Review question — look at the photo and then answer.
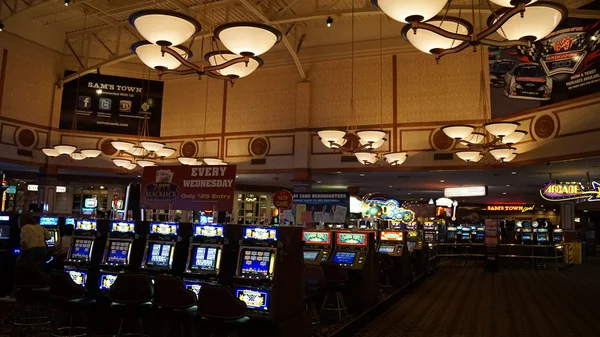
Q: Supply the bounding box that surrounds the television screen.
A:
[99,273,117,291]
[243,227,278,241]
[39,217,58,226]
[336,233,367,246]
[380,231,403,242]
[146,243,174,267]
[150,222,178,236]
[107,241,131,264]
[378,245,395,253]
[240,249,274,277]
[193,224,224,238]
[303,250,319,262]
[71,239,93,261]
[75,220,97,231]
[332,251,356,264]
[110,221,135,233]
[67,270,86,286]
[190,246,219,271]
[303,231,331,244]
[236,288,269,311]
[0,225,9,239]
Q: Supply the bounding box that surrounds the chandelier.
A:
[129,10,280,82]
[443,122,527,163]
[372,0,567,60]
[42,146,101,161]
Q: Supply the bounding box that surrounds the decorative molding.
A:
[17,128,35,148]
[181,141,197,157]
[100,139,117,156]
[265,135,294,156]
[534,115,556,139]
[431,129,453,151]
[249,137,269,156]
[226,137,253,158]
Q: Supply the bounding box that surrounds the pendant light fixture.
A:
[441,125,475,140]
[131,41,193,70]
[484,122,520,138]
[213,22,282,56]
[111,141,136,153]
[205,51,263,78]
[371,0,448,23]
[489,147,516,161]
[502,130,528,144]
[129,10,201,46]
[487,2,567,42]
[401,17,472,54]
[455,151,483,163]
[383,152,408,166]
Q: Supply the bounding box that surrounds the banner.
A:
[490,19,600,117]
[59,71,164,136]
[289,193,349,225]
[140,165,236,211]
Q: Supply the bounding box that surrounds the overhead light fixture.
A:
[359,138,387,150]
[69,152,86,160]
[383,152,408,166]
[354,151,378,165]
[127,146,147,157]
[204,158,225,166]
[401,17,472,54]
[112,158,132,168]
[81,149,102,158]
[111,141,136,152]
[356,130,387,146]
[442,125,474,140]
[54,145,77,155]
[455,151,482,163]
[503,153,517,162]
[214,22,282,56]
[462,132,486,144]
[155,147,176,158]
[137,160,156,167]
[131,41,192,70]
[327,17,333,27]
[484,122,520,138]
[178,157,199,166]
[489,147,516,161]
[318,130,347,149]
[42,148,60,157]
[489,0,537,6]
[371,0,448,23]
[502,130,528,144]
[64,0,70,6]
[487,3,567,42]
[140,141,165,153]
[205,51,263,78]
[129,9,201,46]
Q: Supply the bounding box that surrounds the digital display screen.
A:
[303,251,319,261]
[476,232,484,237]
[424,233,434,242]
[75,220,97,231]
[190,246,219,271]
[408,242,416,249]
[240,249,274,277]
[380,231,403,242]
[522,234,531,240]
[303,231,331,244]
[378,245,395,253]
[150,222,178,236]
[193,224,224,238]
[184,283,202,298]
[71,239,93,261]
[110,221,135,233]
[65,218,75,226]
[46,229,58,247]
[332,251,356,264]
[0,215,10,221]
[107,241,130,264]
[537,236,547,242]
[236,288,269,311]
[146,243,174,267]
[99,273,117,291]
[0,225,9,239]
[336,233,367,246]
[243,227,278,241]
[39,217,58,226]
[67,270,86,286]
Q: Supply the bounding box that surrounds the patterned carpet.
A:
[354,260,600,337]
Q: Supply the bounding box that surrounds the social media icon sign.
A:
[119,100,132,112]
[78,96,91,109]
[99,98,112,111]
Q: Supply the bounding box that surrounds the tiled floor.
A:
[354,260,600,337]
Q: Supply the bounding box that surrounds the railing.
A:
[498,244,564,270]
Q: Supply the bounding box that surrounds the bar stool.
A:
[304,266,325,324]
[153,275,198,337]
[108,273,154,337]
[12,262,52,334]
[319,262,349,323]
[50,271,96,337]
[196,284,249,337]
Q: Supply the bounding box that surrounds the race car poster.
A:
[59,71,163,136]
[490,18,600,117]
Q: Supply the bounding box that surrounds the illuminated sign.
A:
[272,190,293,209]
[56,186,66,193]
[540,181,600,202]
[486,205,535,212]
[27,185,66,193]
[84,198,98,208]
[361,198,416,224]
[444,186,486,198]
[27,185,37,191]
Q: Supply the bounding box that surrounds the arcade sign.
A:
[272,190,293,209]
[444,186,486,198]
[540,181,600,202]
[486,204,535,212]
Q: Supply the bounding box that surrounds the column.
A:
[37,166,58,213]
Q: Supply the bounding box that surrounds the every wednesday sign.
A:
[141,165,236,211]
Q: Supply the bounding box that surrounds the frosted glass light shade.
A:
[81,149,101,158]
[356,130,387,144]
[503,153,517,162]
[360,138,387,150]
[127,147,147,156]
[402,18,471,54]
[125,163,138,170]
[489,147,516,161]
[502,130,528,144]
[204,158,225,166]
[442,125,474,140]
[129,10,201,46]
[463,132,486,144]
[156,147,176,158]
[371,0,447,23]
[132,41,192,70]
[137,160,156,167]
[111,141,135,152]
[141,141,165,152]
[456,151,482,162]
[112,158,132,167]
[484,122,520,137]
[54,145,77,155]
[69,152,86,160]
[42,148,60,157]
[178,157,198,165]
[489,0,537,7]
[472,153,484,163]
[214,22,282,56]
[384,152,408,166]
[318,130,346,147]
[355,151,378,165]
[205,51,263,78]
[487,3,566,42]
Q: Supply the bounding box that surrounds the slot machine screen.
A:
[537,235,547,242]
[523,234,531,240]
[239,248,275,277]
[332,251,356,264]
[336,233,367,246]
[235,288,269,311]
[303,250,319,262]
[146,243,174,267]
[184,283,202,298]
[46,230,58,247]
[190,246,220,271]
[75,220,97,231]
[193,224,224,238]
[243,227,278,241]
[378,245,395,253]
[407,242,417,249]
[0,225,9,239]
[99,273,118,291]
[67,270,87,286]
[65,218,75,226]
[380,231,403,242]
[424,232,434,242]
[107,241,131,264]
[150,222,178,236]
[70,238,93,261]
[303,231,331,244]
[39,217,58,226]
[110,221,135,233]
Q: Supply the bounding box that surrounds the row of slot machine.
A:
[513,220,564,245]
[444,225,486,243]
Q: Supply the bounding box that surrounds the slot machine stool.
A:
[304,266,325,324]
[12,263,52,334]
[196,285,249,337]
[50,271,96,337]
[153,275,198,337]
[319,263,349,323]
[108,273,154,337]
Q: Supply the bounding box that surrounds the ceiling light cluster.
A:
[110,140,176,170]
[443,122,527,163]
[318,130,408,166]
[42,145,101,161]
[372,0,567,60]
[129,10,281,81]
[177,157,226,166]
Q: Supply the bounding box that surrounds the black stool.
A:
[197,285,249,337]
[109,273,154,337]
[12,262,52,334]
[50,271,96,337]
[320,262,348,323]
[304,266,325,324]
[153,275,197,337]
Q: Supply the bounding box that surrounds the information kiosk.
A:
[183,223,225,295]
[553,228,564,243]
[98,221,137,291]
[377,231,404,257]
[141,222,179,273]
[39,216,59,248]
[302,231,332,265]
[64,219,99,287]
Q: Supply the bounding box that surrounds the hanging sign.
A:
[540,181,600,202]
[444,186,486,198]
[273,190,293,209]
[486,204,535,212]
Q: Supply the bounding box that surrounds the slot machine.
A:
[39,216,60,248]
[64,219,99,288]
[98,220,138,291]
[302,230,333,265]
[469,225,478,241]
[423,224,436,244]
[536,228,549,244]
[377,231,404,256]
[446,226,457,242]
[521,221,533,244]
[377,230,410,287]
[475,227,485,242]
[0,213,20,297]
[457,226,471,243]
[515,221,523,242]
[405,229,424,251]
[140,222,179,274]
[553,228,564,244]
[234,226,305,322]
[183,223,225,295]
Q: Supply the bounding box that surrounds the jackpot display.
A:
[244,227,277,241]
[303,231,331,244]
[150,222,178,235]
[194,224,224,238]
[76,220,97,231]
[336,232,366,246]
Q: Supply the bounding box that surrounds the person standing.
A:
[19,214,50,265]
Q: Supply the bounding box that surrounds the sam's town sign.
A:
[486,205,535,212]
[540,181,600,202]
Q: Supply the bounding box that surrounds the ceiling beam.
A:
[58,53,136,87]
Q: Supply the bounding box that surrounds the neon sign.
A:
[361,198,416,224]
[540,181,600,202]
[486,205,535,212]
